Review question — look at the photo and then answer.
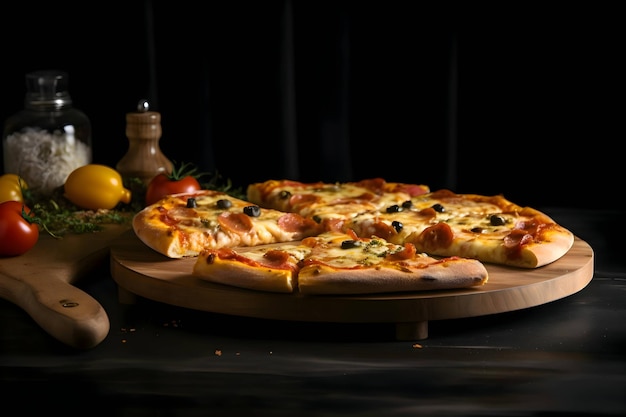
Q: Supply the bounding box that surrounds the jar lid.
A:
[25,70,72,108]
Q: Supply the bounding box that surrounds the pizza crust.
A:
[297,259,488,295]
[193,253,295,293]
[517,228,575,268]
[404,226,575,269]
[132,210,191,258]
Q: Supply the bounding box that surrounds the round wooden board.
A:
[110,230,594,339]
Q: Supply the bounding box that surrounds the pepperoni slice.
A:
[504,229,534,249]
[353,178,386,195]
[277,213,320,235]
[428,189,457,200]
[404,184,430,197]
[290,193,321,211]
[158,212,178,227]
[501,229,533,259]
[358,220,397,241]
[165,206,200,226]
[218,212,254,234]
[417,222,454,251]
[214,248,237,260]
[208,247,293,269]
[514,219,540,235]
[387,183,429,197]
[319,217,345,232]
[417,207,438,219]
[263,249,296,269]
[385,243,417,261]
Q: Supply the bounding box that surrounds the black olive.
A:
[392,220,403,232]
[216,199,232,209]
[490,214,506,226]
[279,190,291,200]
[243,205,261,217]
[432,203,445,213]
[186,198,197,208]
[386,204,402,213]
[341,240,361,249]
[206,253,216,264]
[401,200,413,209]
[471,227,483,233]
[312,215,322,223]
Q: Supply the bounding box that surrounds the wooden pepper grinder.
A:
[116,99,173,185]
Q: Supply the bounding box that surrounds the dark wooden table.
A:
[1,208,624,416]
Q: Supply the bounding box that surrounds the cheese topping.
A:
[228,232,416,271]
[235,243,311,266]
[249,180,422,219]
[135,190,321,257]
[164,194,301,245]
[347,198,522,242]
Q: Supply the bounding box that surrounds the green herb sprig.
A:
[31,198,132,236]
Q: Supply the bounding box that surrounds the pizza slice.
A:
[246,178,430,221]
[192,230,489,295]
[342,189,575,268]
[132,189,322,258]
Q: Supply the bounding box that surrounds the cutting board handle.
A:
[3,275,110,349]
[0,226,131,349]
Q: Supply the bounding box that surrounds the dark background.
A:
[1,1,621,209]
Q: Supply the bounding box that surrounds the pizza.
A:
[246,180,575,269]
[132,177,575,295]
[132,189,322,258]
[192,230,488,294]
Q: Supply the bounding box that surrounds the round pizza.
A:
[132,178,575,295]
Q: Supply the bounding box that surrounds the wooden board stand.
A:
[110,230,594,340]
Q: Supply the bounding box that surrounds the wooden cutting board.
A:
[111,231,594,340]
[0,224,130,349]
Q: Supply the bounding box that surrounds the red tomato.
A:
[145,173,201,206]
[0,201,40,256]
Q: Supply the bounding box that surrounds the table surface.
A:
[1,207,625,416]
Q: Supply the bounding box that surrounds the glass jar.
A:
[2,70,92,197]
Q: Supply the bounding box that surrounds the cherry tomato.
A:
[0,174,28,203]
[145,162,202,206]
[0,201,39,256]
[145,174,201,206]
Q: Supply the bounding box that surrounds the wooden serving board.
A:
[110,230,594,340]
[0,224,130,349]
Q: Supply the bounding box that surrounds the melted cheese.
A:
[136,190,319,257]
[351,193,520,234]
[304,232,408,269]
[255,182,415,220]
[236,243,312,265]
[167,193,301,248]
